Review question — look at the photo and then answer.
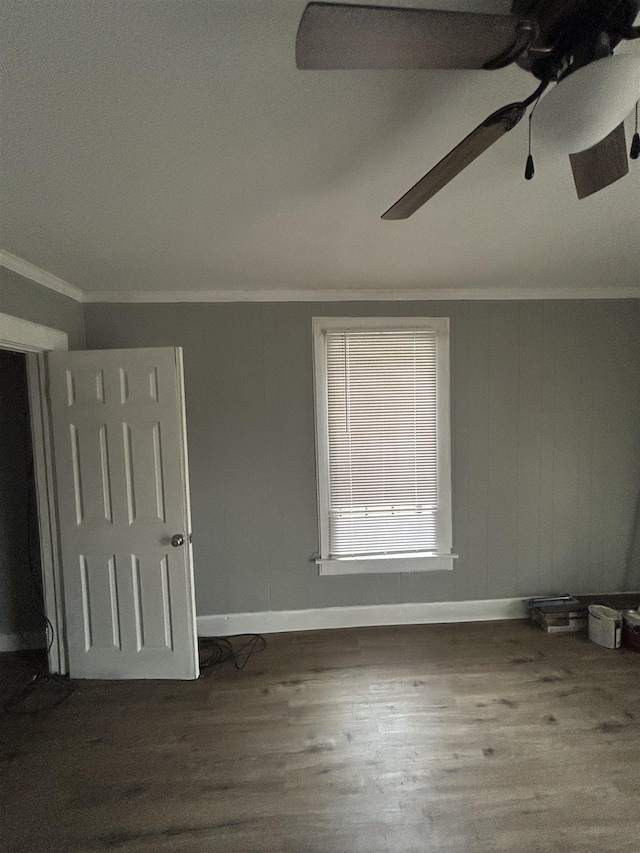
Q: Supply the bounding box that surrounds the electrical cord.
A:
[2,635,76,716]
[198,634,266,676]
[2,600,76,715]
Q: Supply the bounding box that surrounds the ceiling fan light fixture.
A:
[535,55,640,155]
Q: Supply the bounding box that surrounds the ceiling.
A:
[1,0,640,300]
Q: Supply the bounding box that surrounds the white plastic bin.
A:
[588,605,622,649]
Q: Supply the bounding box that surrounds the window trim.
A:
[312,316,455,576]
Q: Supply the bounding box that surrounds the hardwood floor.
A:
[2,620,640,852]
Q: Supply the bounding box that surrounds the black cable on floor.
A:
[2,618,76,715]
[198,634,267,676]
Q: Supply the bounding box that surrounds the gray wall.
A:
[0,350,43,634]
[0,267,85,349]
[83,300,640,617]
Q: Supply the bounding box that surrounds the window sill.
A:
[316,553,457,576]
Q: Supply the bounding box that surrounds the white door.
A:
[47,347,199,680]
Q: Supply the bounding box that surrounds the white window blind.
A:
[323,327,440,559]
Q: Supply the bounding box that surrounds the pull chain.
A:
[525,93,542,181]
[525,111,535,180]
[631,101,640,160]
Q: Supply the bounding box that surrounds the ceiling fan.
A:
[296,0,640,218]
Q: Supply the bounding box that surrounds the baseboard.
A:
[0,630,47,653]
[197,597,528,637]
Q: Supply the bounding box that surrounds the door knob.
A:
[171,534,186,547]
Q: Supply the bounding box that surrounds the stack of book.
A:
[527,595,588,633]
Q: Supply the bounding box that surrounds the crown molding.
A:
[0,250,84,302]
[1,250,638,303]
[82,286,640,303]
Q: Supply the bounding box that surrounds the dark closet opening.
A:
[0,350,44,646]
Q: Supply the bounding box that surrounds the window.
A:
[313,317,454,575]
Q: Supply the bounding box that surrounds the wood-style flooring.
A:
[2,620,640,853]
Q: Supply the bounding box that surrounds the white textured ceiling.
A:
[1,0,639,298]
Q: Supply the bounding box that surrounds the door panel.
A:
[69,423,113,524]
[79,553,121,652]
[131,554,173,651]
[47,348,198,679]
[122,421,167,523]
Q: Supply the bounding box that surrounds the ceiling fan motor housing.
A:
[512,0,640,79]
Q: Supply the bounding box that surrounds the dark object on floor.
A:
[622,610,640,652]
[3,668,76,715]
[198,634,266,675]
[2,625,76,715]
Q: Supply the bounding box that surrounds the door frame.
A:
[0,311,69,673]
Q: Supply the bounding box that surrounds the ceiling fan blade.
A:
[296,2,520,70]
[381,104,523,220]
[569,123,629,200]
